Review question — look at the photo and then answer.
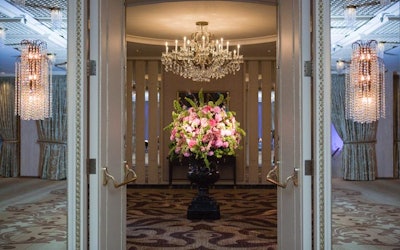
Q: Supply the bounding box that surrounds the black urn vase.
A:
[186,157,221,220]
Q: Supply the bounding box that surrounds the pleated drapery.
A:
[37,75,67,180]
[394,77,400,178]
[331,74,377,180]
[0,78,20,177]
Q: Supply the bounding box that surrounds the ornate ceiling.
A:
[0,0,399,75]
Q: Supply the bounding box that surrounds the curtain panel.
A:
[0,77,20,177]
[394,76,400,178]
[331,74,377,180]
[37,75,67,180]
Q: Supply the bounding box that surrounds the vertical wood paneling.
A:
[247,61,259,183]
[261,61,272,184]
[128,59,274,185]
[242,63,249,183]
[134,61,146,183]
[125,60,133,168]
[147,61,159,183]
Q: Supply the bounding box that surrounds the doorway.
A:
[0,0,68,248]
[330,0,400,248]
[68,0,332,248]
[125,1,278,248]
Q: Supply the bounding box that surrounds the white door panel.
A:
[67,0,331,249]
[275,0,331,249]
[88,0,127,249]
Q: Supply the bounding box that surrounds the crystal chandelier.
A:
[345,40,385,123]
[161,21,243,82]
[15,40,52,120]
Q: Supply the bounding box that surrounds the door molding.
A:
[67,0,88,249]
[313,0,332,249]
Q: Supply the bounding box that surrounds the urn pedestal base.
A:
[186,158,221,220]
[187,187,220,220]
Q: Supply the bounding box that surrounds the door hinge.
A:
[305,160,313,176]
[88,60,96,76]
[87,158,96,174]
[304,60,313,77]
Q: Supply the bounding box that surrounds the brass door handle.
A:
[103,162,137,188]
[266,165,298,188]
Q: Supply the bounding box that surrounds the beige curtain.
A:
[0,77,20,177]
[331,74,377,180]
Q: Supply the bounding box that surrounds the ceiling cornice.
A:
[126,34,277,46]
[126,0,277,7]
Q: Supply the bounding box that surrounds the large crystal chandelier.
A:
[345,40,385,123]
[161,21,243,82]
[15,40,52,120]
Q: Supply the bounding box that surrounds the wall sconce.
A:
[345,40,385,123]
[15,40,52,120]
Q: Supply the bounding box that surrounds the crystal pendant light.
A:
[344,5,357,28]
[0,27,5,44]
[15,40,52,120]
[51,8,62,30]
[345,40,385,123]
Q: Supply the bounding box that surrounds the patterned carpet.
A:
[126,188,278,250]
[1,178,400,249]
[332,186,400,250]
[0,187,67,249]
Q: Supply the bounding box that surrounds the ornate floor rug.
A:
[126,188,277,250]
[0,187,67,249]
[2,178,398,249]
[332,187,400,249]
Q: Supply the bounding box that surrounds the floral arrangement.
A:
[165,89,245,168]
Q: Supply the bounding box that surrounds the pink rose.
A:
[209,119,217,127]
[188,139,197,148]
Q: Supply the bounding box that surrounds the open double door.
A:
[67,0,331,249]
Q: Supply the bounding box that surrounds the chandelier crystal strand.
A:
[15,40,52,120]
[161,21,243,82]
[345,40,385,123]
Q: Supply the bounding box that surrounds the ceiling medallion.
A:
[161,21,243,82]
